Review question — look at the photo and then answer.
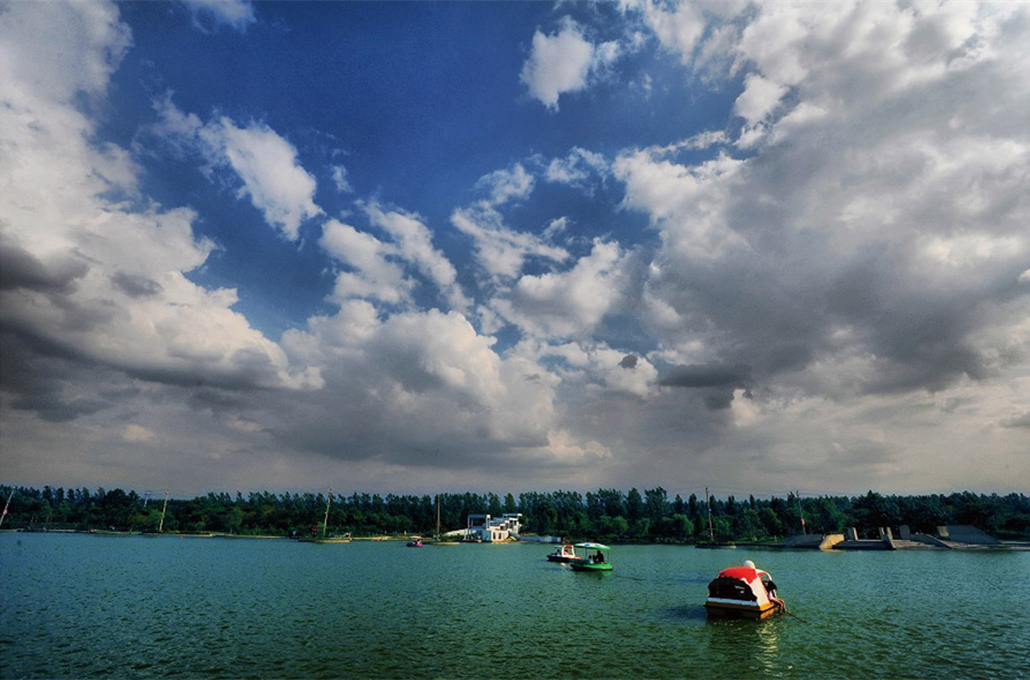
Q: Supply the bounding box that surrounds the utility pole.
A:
[322,488,332,537]
[705,487,715,543]
[158,491,169,533]
[0,488,14,529]
[796,490,806,535]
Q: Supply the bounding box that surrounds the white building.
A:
[465,513,522,542]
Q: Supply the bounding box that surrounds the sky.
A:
[1,0,1028,499]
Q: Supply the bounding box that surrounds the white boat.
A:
[703,560,786,619]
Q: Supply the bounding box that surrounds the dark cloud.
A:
[619,354,638,369]
[659,362,754,410]
[0,235,88,293]
[1001,411,1030,429]
[660,363,752,390]
[0,333,112,422]
[111,272,163,298]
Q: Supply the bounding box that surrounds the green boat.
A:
[569,542,613,572]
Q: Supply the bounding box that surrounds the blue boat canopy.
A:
[575,542,610,550]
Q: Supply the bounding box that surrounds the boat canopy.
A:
[717,566,770,583]
[575,542,610,551]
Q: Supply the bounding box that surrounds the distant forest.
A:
[2,485,1029,542]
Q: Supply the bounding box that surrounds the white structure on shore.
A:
[465,513,522,542]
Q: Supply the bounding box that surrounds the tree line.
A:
[2,485,1028,542]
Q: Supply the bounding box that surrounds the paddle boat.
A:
[569,542,613,572]
[406,536,424,547]
[546,543,585,564]
[704,560,786,619]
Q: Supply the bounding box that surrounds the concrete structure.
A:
[465,513,523,542]
[937,525,1001,545]
[834,527,895,550]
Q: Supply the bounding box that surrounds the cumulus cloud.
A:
[201,117,322,241]
[3,0,1029,496]
[734,73,787,125]
[318,204,467,311]
[520,20,595,110]
[617,0,1030,405]
[150,97,322,240]
[494,240,631,340]
[363,202,468,311]
[0,1,319,394]
[545,147,609,190]
[319,220,410,305]
[451,200,568,283]
[475,163,535,205]
[276,306,586,469]
[643,0,705,62]
[519,18,623,111]
[614,147,747,261]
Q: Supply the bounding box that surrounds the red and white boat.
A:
[546,543,584,564]
[704,560,786,619]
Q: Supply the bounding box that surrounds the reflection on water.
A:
[1,535,1027,679]
[703,617,784,676]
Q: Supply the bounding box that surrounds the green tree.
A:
[626,488,644,521]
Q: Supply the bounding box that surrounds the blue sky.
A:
[1,0,1029,498]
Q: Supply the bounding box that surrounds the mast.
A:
[705,486,715,543]
[322,488,332,537]
[436,494,441,540]
[158,491,169,533]
[796,490,806,535]
[0,488,14,529]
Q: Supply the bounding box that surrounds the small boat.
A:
[546,543,585,563]
[703,560,786,619]
[406,536,424,547]
[568,542,613,572]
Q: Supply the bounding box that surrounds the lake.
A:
[1,533,1027,679]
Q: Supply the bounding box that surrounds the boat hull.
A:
[546,555,584,563]
[704,599,780,619]
[569,561,613,572]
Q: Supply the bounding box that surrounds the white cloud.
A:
[180,0,256,32]
[150,98,323,240]
[331,164,352,193]
[520,20,597,110]
[495,240,630,340]
[0,1,131,104]
[363,202,468,311]
[544,342,659,398]
[644,0,705,63]
[476,163,535,205]
[320,220,410,305]
[545,147,609,188]
[201,117,322,241]
[614,148,747,261]
[451,202,569,282]
[734,73,787,125]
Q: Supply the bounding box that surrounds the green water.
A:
[1,533,1027,679]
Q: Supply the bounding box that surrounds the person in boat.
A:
[745,559,787,612]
